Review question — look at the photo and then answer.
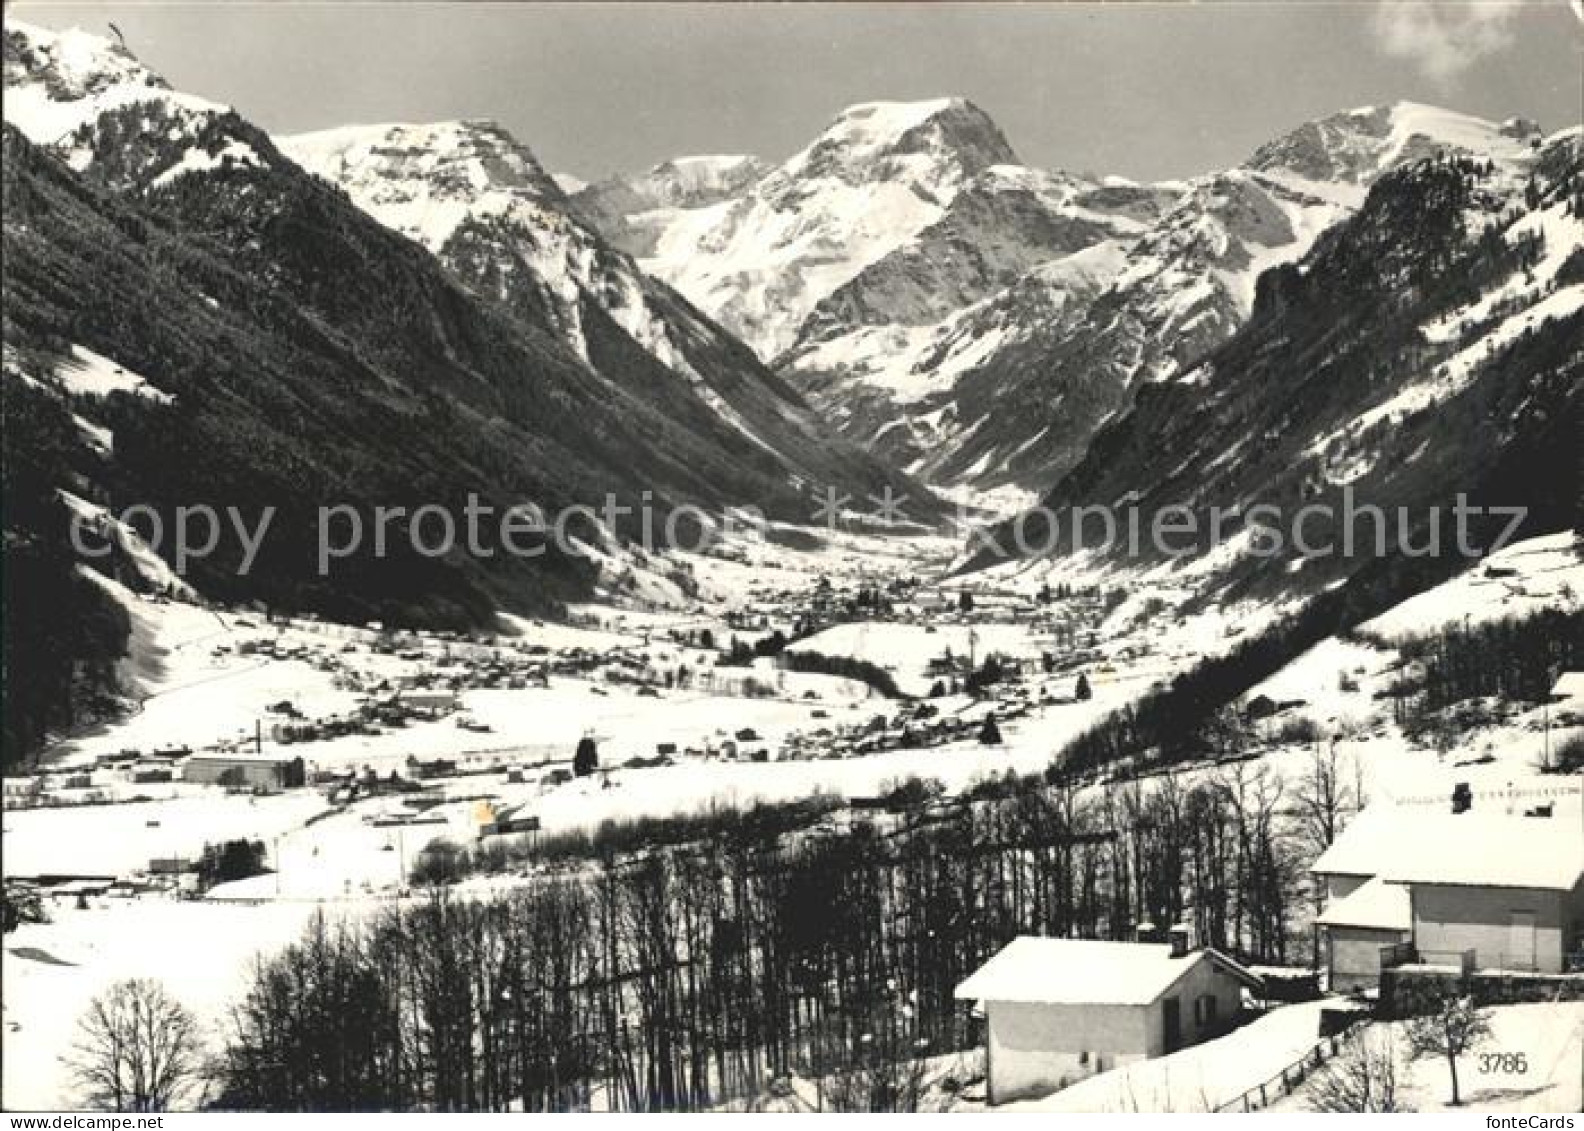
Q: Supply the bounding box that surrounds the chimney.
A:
[1451,782,1471,814]
[1135,920,1160,944]
[1167,923,1191,959]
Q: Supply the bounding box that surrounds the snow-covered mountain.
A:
[596,98,1026,362]
[2,20,274,190]
[587,98,1553,493]
[851,103,1553,492]
[281,120,721,377]
[1,20,932,640]
[970,124,1583,594]
[277,120,928,507]
[568,154,771,257]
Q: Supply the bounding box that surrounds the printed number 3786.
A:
[1478,1052,1528,1074]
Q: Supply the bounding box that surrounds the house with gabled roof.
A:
[954,928,1262,1104]
[1311,801,1584,990]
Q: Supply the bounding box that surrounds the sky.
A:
[9,2,1583,183]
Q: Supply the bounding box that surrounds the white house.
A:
[953,931,1261,1105]
[1551,671,1584,702]
[1312,804,1584,989]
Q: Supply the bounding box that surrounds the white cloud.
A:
[1370,1,1521,86]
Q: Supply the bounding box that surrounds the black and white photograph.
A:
[1,0,1581,1116]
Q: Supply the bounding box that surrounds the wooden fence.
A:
[1212,1020,1366,1113]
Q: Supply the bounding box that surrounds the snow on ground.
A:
[55,647,356,765]
[975,544,1298,667]
[1360,531,1582,638]
[786,620,1043,696]
[1270,1002,1584,1113]
[1003,1001,1330,1112]
[1,898,327,1110]
[1310,281,1584,473]
[3,21,257,183]
[1394,1002,1583,1113]
[53,345,173,403]
[5,511,1578,1112]
[61,501,198,599]
[1232,541,1581,804]
[1245,635,1386,730]
[3,791,329,878]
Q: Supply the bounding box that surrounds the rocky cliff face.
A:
[970,129,1582,598]
[569,154,771,257]
[1,20,933,643]
[279,120,931,512]
[582,97,1553,495]
[599,98,1027,361]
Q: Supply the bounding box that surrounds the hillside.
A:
[972,132,1583,598]
[0,21,928,762]
[278,121,923,509]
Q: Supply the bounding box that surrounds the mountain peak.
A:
[635,153,770,206]
[787,96,1019,185]
[1245,100,1541,184]
[3,20,164,100]
[284,119,556,187]
[280,119,566,246]
[4,19,267,187]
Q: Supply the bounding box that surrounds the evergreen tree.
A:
[574,736,599,777]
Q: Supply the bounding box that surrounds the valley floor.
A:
[3,525,1581,1111]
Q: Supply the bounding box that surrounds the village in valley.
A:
[3,3,1583,1114]
[4,511,1582,1113]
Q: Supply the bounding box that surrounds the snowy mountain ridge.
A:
[1,17,938,660]
[582,96,1554,493]
[3,20,269,186]
[607,97,1026,361]
[276,118,930,498]
[968,131,1582,598]
[281,119,681,369]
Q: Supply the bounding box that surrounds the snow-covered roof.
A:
[1381,815,1583,892]
[1313,807,1584,891]
[1310,806,1415,876]
[953,937,1256,1006]
[1317,876,1411,932]
[1552,672,1584,701]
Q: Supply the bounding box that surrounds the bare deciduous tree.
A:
[70,977,202,1111]
[1293,738,1355,858]
[1307,1025,1407,1113]
[816,986,930,1113]
[1402,985,1493,1107]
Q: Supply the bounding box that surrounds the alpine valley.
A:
[3,10,1584,1118]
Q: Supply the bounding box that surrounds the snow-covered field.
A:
[1270,1002,1584,1114]
[787,620,1046,696]
[1360,530,1582,637]
[2,792,329,879]
[4,523,1579,1112]
[3,899,327,1110]
[1392,1002,1583,1114]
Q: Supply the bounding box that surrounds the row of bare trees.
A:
[186,755,1339,1111]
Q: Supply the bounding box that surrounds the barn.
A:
[182,754,305,790]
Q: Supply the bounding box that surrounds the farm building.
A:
[2,776,44,801]
[954,930,1261,1104]
[1312,802,1584,989]
[397,690,460,718]
[182,754,305,790]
